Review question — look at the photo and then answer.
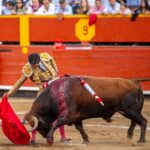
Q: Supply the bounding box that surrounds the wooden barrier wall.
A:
[0,45,150,91]
[0,15,150,45]
[0,16,149,91]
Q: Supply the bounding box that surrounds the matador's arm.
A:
[50,57,58,73]
[7,75,27,96]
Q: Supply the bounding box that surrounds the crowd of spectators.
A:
[0,0,150,16]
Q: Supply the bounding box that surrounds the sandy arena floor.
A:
[0,96,149,150]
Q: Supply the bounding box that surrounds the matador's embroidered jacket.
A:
[8,53,58,96]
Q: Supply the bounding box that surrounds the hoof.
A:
[138,139,146,143]
[30,140,38,144]
[106,118,113,123]
[127,134,132,139]
[81,140,89,145]
[47,136,54,145]
[60,138,71,143]
[47,139,54,145]
[60,138,72,145]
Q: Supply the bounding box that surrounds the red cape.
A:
[0,94,30,145]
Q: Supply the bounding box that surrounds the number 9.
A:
[83,25,88,36]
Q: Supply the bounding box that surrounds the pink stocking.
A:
[59,125,66,139]
[31,130,36,142]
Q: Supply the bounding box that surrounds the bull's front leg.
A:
[46,117,65,144]
[74,121,89,144]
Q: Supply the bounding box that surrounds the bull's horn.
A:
[21,115,27,124]
[28,116,39,132]
[21,118,26,124]
[21,112,30,124]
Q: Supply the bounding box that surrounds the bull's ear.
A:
[28,116,39,132]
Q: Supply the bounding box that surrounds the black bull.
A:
[24,76,148,144]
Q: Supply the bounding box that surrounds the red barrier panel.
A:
[0,17,19,41]
[0,16,150,43]
[29,16,150,42]
[0,45,149,91]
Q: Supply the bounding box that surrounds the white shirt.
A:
[55,4,73,15]
[104,2,120,15]
[101,0,109,7]
[87,0,95,7]
[52,0,70,5]
[35,3,55,15]
[0,0,3,15]
[120,7,131,15]
[26,5,42,14]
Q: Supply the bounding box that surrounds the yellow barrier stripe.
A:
[19,15,29,46]
[0,14,149,19]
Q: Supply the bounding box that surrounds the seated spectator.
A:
[126,0,141,8]
[101,0,109,7]
[2,1,15,15]
[126,0,142,13]
[148,0,150,6]
[13,0,26,14]
[119,3,131,15]
[35,0,55,15]
[134,0,150,14]
[116,0,125,3]
[68,0,81,5]
[140,0,150,14]
[144,0,150,10]
[52,0,72,7]
[0,0,3,15]
[25,0,42,14]
[87,0,95,7]
[130,0,150,21]
[104,0,121,15]
[77,0,89,14]
[69,0,80,14]
[89,0,104,15]
[55,0,73,15]
[52,0,59,5]
[52,0,70,5]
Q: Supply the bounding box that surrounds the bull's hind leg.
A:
[74,121,89,144]
[124,112,147,143]
[127,120,137,139]
[121,91,147,143]
[136,114,147,143]
[120,112,137,139]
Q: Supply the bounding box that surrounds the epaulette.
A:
[22,63,33,77]
[40,53,52,62]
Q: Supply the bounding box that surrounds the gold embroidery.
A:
[7,75,27,96]
[22,63,33,77]
[40,53,51,62]
[8,53,58,96]
[32,67,52,85]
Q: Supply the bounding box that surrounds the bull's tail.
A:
[136,89,145,111]
[131,78,150,82]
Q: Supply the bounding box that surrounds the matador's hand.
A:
[42,82,49,89]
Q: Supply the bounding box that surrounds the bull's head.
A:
[23,113,52,138]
